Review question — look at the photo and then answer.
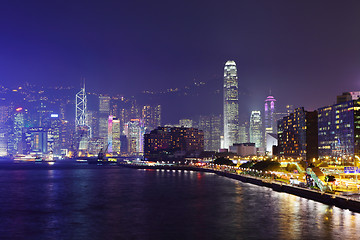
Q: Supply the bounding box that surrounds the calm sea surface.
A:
[0,161,360,240]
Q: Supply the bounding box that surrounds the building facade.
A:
[318,99,360,159]
[264,95,276,150]
[144,127,204,160]
[239,121,249,144]
[99,95,110,146]
[124,119,145,156]
[223,60,239,149]
[249,111,262,148]
[229,143,256,157]
[277,107,318,160]
[198,115,222,151]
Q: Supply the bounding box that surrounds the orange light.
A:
[16,107,23,112]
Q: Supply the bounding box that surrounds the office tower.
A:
[86,110,97,138]
[108,116,113,153]
[264,95,276,153]
[23,127,48,154]
[278,107,318,161]
[36,101,52,127]
[112,118,121,153]
[264,95,277,135]
[223,60,239,149]
[0,105,9,156]
[239,121,249,143]
[179,119,193,128]
[0,128,7,156]
[124,119,145,156]
[7,108,25,154]
[153,105,161,128]
[111,102,119,117]
[130,99,140,119]
[75,85,91,150]
[47,113,62,154]
[0,105,10,124]
[199,115,222,151]
[99,95,111,146]
[249,111,262,148]
[142,105,151,130]
[119,108,129,134]
[144,127,204,160]
[318,99,360,161]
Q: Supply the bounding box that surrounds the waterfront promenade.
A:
[119,162,360,214]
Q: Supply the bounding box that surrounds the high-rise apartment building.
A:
[249,111,262,148]
[223,60,239,149]
[142,104,162,133]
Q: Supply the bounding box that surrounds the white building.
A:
[223,60,239,149]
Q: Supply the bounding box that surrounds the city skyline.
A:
[1,1,360,114]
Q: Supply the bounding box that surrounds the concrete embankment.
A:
[119,164,360,213]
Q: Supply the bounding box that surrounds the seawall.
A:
[119,164,360,213]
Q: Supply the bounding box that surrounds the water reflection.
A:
[0,165,360,239]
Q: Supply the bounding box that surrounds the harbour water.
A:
[0,161,360,239]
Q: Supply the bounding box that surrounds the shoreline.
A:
[119,163,360,214]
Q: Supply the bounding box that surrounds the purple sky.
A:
[1,0,360,112]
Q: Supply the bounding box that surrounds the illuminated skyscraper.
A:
[112,118,121,153]
[264,95,276,134]
[75,84,91,150]
[8,108,25,154]
[124,119,145,156]
[142,104,161,133]
[108,115,113,153]
[239,121,249,143]
[264,95,276,152]
[0,129,7,156]
[250,111,262,148]
[199,115,222,151]
[223,60,239,149]
[99,95,110,146]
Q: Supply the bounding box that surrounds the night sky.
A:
[2,0,360,115]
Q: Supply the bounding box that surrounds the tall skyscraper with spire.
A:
[264,94,276,135]
[264,94,276,153]
[223,60,239,149]
[75,82,91,150]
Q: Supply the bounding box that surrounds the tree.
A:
[214,157,235,166]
